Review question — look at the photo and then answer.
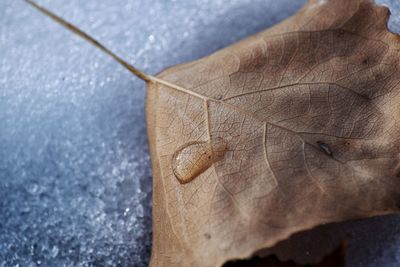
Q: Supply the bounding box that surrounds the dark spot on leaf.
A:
[317,141,332,156]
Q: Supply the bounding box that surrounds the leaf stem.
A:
[25,0,152,82]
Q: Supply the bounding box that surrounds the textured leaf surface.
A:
[146,0,400,266]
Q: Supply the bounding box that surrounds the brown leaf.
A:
[24,0,400,266]
[146,0,400,266]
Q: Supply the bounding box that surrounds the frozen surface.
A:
[0,0,399,266]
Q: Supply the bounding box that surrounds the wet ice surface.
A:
[0,0,399,266]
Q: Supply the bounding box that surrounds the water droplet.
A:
[172,141,214,184]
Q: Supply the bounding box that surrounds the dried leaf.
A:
[146,0,400,266]
[24,0,400,266]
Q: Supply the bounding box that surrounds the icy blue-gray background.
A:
[0,0,399,266]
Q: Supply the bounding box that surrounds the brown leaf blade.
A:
[147,0,400,266]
